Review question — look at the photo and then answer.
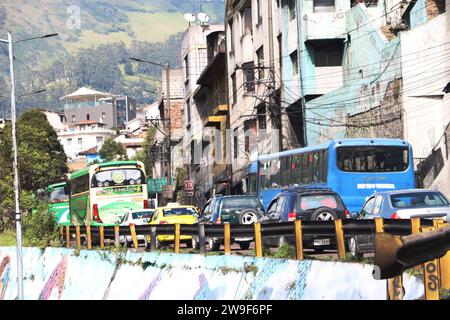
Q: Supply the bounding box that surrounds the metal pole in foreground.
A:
[8,31,24,300]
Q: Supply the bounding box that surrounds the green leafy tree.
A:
[99,137,128,162]
[0,109,68,231]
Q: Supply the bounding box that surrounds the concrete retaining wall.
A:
[0,247,424,300]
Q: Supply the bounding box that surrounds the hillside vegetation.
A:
[0,0,224,113]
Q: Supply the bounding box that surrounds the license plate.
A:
[314,239,330,246]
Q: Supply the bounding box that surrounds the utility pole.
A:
[164,63,172,200]
[0,32,57,300]
[8,31,23,301]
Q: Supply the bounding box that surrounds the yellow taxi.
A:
[149,203,198,248]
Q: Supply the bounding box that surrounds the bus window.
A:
[322,149,328,183]
[71,175,89,195]
[50,188,69,203]
[337,146,409,172]
[91,169,146,187]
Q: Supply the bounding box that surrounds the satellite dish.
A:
[184,13,196,23]
[197,12,210,23]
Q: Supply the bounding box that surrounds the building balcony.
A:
[303,12,347,42]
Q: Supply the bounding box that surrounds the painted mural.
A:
[0,247,425,300]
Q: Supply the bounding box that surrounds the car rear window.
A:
[296,194,339,211]
[221,197,263,210]
[163,207,197,216]
[390,192,449,208]
[132,211,153,220]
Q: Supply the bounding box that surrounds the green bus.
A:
[47,182,70,226]
[69,161,149,226]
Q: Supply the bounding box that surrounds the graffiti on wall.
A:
[39,255,68,300]
[0,256,11,300]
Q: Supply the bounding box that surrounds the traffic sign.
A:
[184,179,194,192]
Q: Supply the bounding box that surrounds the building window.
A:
[231,72,237,105]
[96,136,103,144]
[72,115,75,122]
[228,19,235,54]
[233,128,238,159]
[86,114,90,121]
[256,46,264,80]
[256,0,263,23]
[78,138,82,145]
[186,98,191,124]
[290,50,299,75]
[286,0,296,20]
[244,119,257,154]
[243,62,255,93]
[67,138,72,145]
[241,4,253,36]
[184,55,189,80]
[313,0,336,12]
[314,42,343,66]
[257,103,267,130]
[102,113,106,119]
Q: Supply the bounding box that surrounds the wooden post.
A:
[224,223,231,255]
[114,225,120,247]
[99,226,104,249]
[294,220,303,260]
[254,223,262,257]
[75,225,81,249]
[374,217,384,233]
[174,223,180,254]
[435,220,450,290]
[130,225,138,249]
[65,226,70,248]
[198,223,206,255]
[334,219,345,259]
[86,225,92,250]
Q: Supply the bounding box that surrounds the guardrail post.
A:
[334,219,345,259]
[130,225,138,250]
[199,223,206,255]
[294,220,303,260]
[435,220,450,290]
[174,223,180,254]
[86,225,92,250]
[254,222,262,257]
[421,226,440,300]
[100,226,104,249]
[150,226,157,251]
[75,225,81,249]
[378,217,404,300]
[224,222,231,255]
[65,226,70,248]
[114,225,120,247]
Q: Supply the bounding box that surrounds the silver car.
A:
[348,189,450,258]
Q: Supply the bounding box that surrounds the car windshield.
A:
[221,197,263,210]
[163,207,197,216]
[91,169,145,187]
[132,211,153,220]
[296,194,338,211]
[49,187,69,203]
[390,192,449,208]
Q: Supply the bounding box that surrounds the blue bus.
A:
[250,138,415,213]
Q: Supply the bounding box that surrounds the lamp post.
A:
[0,31,57,300]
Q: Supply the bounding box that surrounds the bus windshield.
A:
[91,169,145,188]
[337,146,408,172]
[49,188,69,203]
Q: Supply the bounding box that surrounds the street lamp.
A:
[0,31,57,300]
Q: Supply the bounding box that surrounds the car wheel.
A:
[349,237,363,259]
[311,207,338,221]
[238,241,250,250]
[208,237,221,251]
[239,209,259,225]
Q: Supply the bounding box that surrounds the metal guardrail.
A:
[62,218,448,300]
